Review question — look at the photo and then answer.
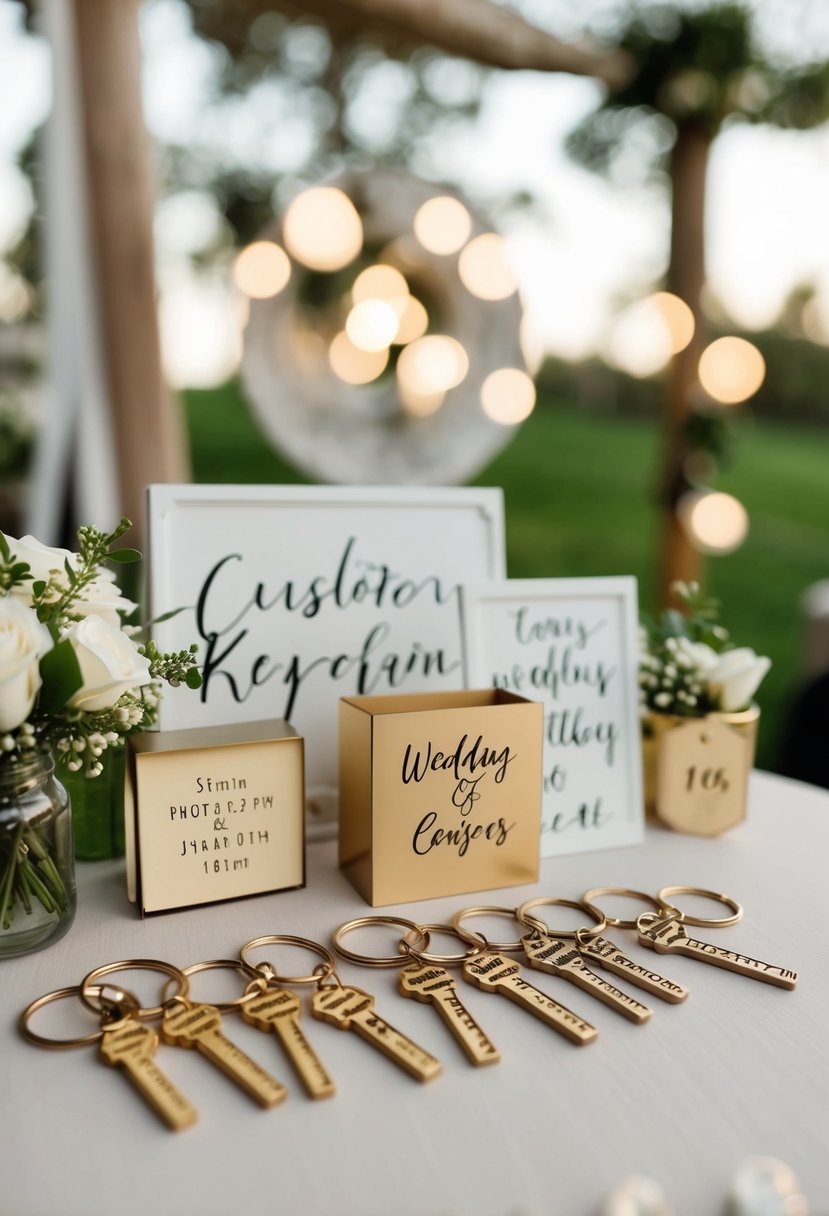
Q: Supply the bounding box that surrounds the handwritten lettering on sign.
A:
[148,486,505,828]
[461,578,643,857]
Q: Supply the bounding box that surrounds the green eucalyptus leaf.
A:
[38,639,84,713]
[0,532,9,561]
[185,668,203,690]
[107,548,141,564]
[32,580,46,597]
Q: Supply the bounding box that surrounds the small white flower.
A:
[708,647,771,712]
[654,692,672,708]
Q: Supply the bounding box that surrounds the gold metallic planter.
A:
[642,706,759,836]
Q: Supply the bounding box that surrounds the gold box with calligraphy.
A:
[125,720,305,916]
[339,689,543,906]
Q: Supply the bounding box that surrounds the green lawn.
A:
[184,381,829,772]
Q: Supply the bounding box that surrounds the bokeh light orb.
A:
[396,335,469,396]
[480,368,536,425]
[413,196,473,256]
[329,331,389,385]
[345,299,399,352]
[458,234,518,301]
[233,241,291,299]
[679,490,749,555]
[393,296,429,344]
[651,291,695,354]
[698,336,766,404]
[283,187,363,272]
[352,265,410,317]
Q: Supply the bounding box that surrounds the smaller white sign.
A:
[461,577,643,857]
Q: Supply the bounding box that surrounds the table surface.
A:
[1,769,827,1216]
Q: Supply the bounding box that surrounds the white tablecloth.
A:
[1,769,827,1216]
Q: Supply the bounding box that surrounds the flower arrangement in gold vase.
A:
[639,581,771,835]
[0,519,201,955]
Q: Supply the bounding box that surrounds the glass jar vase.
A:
[0,750,77,958]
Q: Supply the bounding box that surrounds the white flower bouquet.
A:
[639,581,770,718]
[0,518,200,929]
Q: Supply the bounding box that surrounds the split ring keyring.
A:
[656,886,743,928]
[160,959,263,1013]
[399,923,489,967]
[80,959,189,1019]
[581,887,667,931]
[332,916,431,967]
[516,897,608,941]
[452,905,527,953]
[240,934,337,984]
[19,984,142,1049]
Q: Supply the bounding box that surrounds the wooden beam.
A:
[72,0,189,545]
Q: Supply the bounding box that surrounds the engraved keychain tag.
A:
[398,962,500,1066]
[462,952,597,1044]
[637,916,798,989]
[656,717,749,836]
[161,999,288,1108]
[311,980,442,1081]
[520,933,652,1023]
[576,933,689,1004]
[100,1015,198,1131]
[242,985,336,1099]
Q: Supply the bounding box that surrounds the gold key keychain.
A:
[452,905,598,1045]
[285,924,441,1084]
[21,978,198,1132]
[236,938,338,1100]
[637,885,798,990]
[579,887,690,1004]
[333,915,501,1067]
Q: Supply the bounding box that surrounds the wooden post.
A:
[72,0,189,544]
[659,121,711,605]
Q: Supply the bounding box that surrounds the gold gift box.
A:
[339,689,543,906]
[125,720,305,915]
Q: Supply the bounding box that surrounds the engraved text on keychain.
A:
[637,915,798,989]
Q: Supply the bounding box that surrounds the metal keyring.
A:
[516,897,607,941]
[657,885,743,928]
[239,934,337,984]
[399,922,489,967]
[452,905,526,953]
[80,959,189,1020]
[161,959,262,1013]
[19,984,141,1049]
[332,916,431,967]
[582,886,667,931]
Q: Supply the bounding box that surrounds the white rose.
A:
[708,647,771,712]
[73,571,137,625]
[0,597,54,731]
[5,534,75,594]
[66,614,152,712]
[6,534,136,622]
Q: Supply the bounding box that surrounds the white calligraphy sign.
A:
[461,577,643,856]
[148,485,505,833]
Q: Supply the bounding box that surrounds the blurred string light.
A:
[396,335,469,397]
[607,291,696,377]
[698,336,766,404]
[282,186,363,272]
[233,240,291,299]
[239,181,534,437]
[393,296,429,344]
[345,299,400,351]
[678,489,749,555]
[329,331,389,385]
[413,196,472,255]
[480,368,537,425]
[352,264,409,316]
[458,233,519,301]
